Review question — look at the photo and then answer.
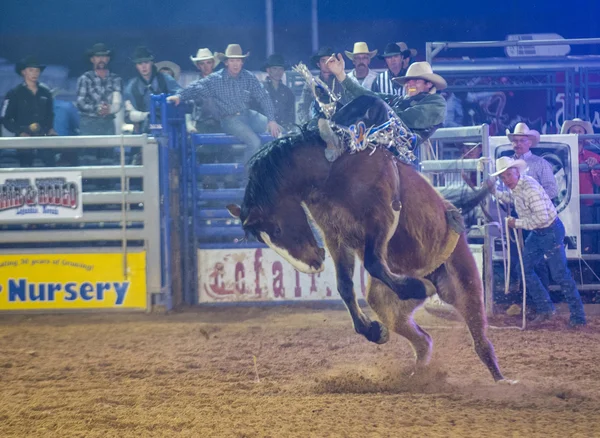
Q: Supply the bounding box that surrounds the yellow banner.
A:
[0,252,147,310]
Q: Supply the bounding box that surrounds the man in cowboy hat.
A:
[345,42,379,91]
[167,44,281,164]
[561,118,600,253]
[374,42,417,95]
[186,48,221,133]
[490,156,586,327]
[155,61,181,82]
[297,46,351,124]
[262,54,295,132]
[320,56,447,161]
[76,43,123,136]
[190,48,220,79]
[123,46,181,133]
[506,122,558,201]
[2,56,57,166]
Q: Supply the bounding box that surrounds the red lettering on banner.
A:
[327,287,333,297]
[254,249,262,296]
[360,266,366,296]
[235,262,245,294]
[272,262,284,297]
[310,273,318,294]
[295,271,302,297]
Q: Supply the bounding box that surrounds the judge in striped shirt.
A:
[374,42,416,96]
[491,156,586,327]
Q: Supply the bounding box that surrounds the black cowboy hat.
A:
[310,46,335,68]
[130,46,154,63]
[86,42,112,57]
[15,56,46,75]
[378,42,414,60]
[262,54,286,71]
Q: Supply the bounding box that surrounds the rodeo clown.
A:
[317,54,447,162]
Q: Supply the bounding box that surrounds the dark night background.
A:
[1,0,599,76]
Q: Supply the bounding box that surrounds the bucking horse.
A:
[227,127,514,384]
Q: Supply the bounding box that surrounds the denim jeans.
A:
[220,110,268,165]
[522,218,586,325]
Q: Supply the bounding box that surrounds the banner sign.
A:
[490,134,581,258]
[0,171,83,220]
[0,252,147,311]
[198,246,483,303]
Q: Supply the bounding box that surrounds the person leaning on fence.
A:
[1,56,57,166]
[187,48,221,134]
[490,156,587,328]
[123,46,182,134]
[167,44,282,164]
[76,43,122,136]
[262,54,296,133]
[561,118,600,254]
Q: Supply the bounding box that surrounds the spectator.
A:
[491,156,586,327]
[188,48,221,133]
[374,42,417,95]
[345,42,379,91]
[561,118,600,253]
[155,61,181,82]
[262,54,295,133]
[297,46,351,124]
[76,43,122,135]
[167,44,281,164]
[124,46,181,133]
[2,56,57,166]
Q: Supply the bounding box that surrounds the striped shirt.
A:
[514,150,558,199]
[374,69,404,96]
[497,175,557,230]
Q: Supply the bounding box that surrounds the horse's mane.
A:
[241,127,324,218]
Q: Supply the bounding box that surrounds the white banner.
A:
[198,245,483,303]
[0,171,83,220]
[490,134,581,258]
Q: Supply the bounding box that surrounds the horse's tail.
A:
[439,184,491,215]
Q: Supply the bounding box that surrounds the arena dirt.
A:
[1,306,599,437]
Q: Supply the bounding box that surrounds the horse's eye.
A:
[273,226,282,238]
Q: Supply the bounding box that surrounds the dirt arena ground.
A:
[1,306,599,438]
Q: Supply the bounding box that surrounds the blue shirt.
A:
[178,69,275,121]
[53,100,80,136]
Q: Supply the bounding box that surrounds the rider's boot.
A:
[318,118,345,162]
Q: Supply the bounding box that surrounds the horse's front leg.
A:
[329,243,389,344]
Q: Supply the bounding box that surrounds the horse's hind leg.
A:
[329,243,389,344]
[430,237,505,382]
[367,277,433,369]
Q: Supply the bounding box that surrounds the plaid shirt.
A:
[76,71,122,117]
[178,69,275,121]
[497,175,557,230]
[513,151,558,199]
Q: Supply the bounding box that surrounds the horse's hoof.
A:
[365,321,389,344]
[497,378,519,385]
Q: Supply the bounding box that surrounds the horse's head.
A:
[227,198,326,274]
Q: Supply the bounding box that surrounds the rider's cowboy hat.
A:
[216,44,250,61]
[15,56,46,75]
[393,61,447,91]
[190,48,221,67]
[378,42,417,59]
[86,43,112,57]
[344,42,378,61]
[155,60,181,81]
[310,46,335,68]
[506,122,540,145]
[130,46,154,63]
[560,118,594,135]
[490,156,528,177]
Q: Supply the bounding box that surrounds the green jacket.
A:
[341,76,447,140]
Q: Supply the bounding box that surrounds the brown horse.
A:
[227,129,512,383]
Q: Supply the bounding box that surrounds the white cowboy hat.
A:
[216,44,250,61]
[190,48,221,67]
[560,118,594,135]
[490,156,527,177]
[506,122,540,145]
[393,61,447,91]
[155,60,181,81]
[344,42,378,60]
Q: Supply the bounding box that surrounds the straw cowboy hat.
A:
[378,42,417,59]
[344,42,378,60]
[393,61,447,91]
[15,56,46,75]
[190,48,220,67]
[560,118,594,135]
[155,60,181,81]
[506,122,540,145]
[216,44,250,61]
[490,156,527,177]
